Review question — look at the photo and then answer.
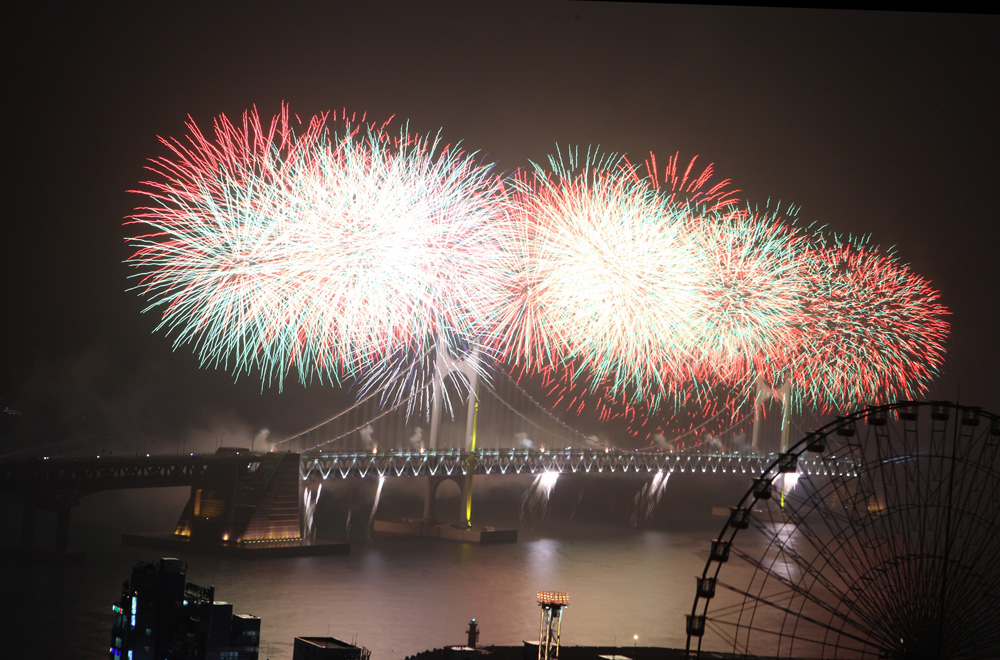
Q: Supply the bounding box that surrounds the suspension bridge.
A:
[0,367,851,554]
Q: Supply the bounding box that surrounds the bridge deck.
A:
[0,449,858,496]
[0,452,264,496]
[299,449,858,480]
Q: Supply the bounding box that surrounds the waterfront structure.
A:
[443,619,485,660]
[171,450,301,546]
[110,558,260,660]
[292,637,370,660]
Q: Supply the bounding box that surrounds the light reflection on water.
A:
[1,522,738,660]
[1,474,758,660]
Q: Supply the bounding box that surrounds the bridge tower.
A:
[536,591,569,660]
[423,344,481,526]
[427,344,480,452]
[751,377,793,455]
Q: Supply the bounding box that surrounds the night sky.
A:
[3,3,997,455]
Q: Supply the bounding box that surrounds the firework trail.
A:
[508,357,734,439]
[644,150,741,212]
[303,482,322,539]
[520,471,560,522]
[367,476,386,542]
[631,471,671,525]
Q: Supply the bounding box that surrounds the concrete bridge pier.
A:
[20,502,36,552]
[423,475,440,522]
[8,494,78,558]
[422,474,467,524]
[374,472,513,542]
[54,500,71,553]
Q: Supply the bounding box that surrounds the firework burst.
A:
[126,105,338,384]
[495,147,714,400]
[273,120,514,382]
[786,233,950,411]
[690,203,810,383]
[127,105,514,391]
[127,111,950,428]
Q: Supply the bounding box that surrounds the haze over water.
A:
[1,473,754,660]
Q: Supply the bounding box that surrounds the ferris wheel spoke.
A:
[702,616,877,659]
[714,579,881,652]
[688,402,1000,659]
[727,543,879,640]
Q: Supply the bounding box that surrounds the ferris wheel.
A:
[685,400,1000,659]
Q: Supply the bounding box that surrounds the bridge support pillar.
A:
[20,502,36,551]
[423,475,455,522]
[55,501,70,554]
[423,476,437,522]
[460,473,473,528]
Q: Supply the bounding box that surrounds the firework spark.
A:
[127,105,514,393]
[127,112,950,428]
[691,203,810,383]
[495,150,805,416]
[787,233,950,411]
[494,147,714,400]
[127,105,354,384]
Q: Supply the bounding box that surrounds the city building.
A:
[110,558,260,660]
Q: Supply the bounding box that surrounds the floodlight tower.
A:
[537,591,569,660]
